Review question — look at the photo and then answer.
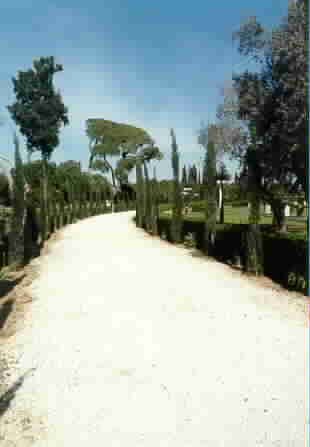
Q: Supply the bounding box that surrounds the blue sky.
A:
[0,0,289,181]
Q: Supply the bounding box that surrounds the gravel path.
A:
[0,211,308,446]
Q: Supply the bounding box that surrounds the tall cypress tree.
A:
[143,159,152,231]
[187,166,192,185]
[202,152,208,186]
[192,164,198,184]
[198,123,217,255]
[152,166,159,235]
[135,157,145,228]
[182,165,187,185]
[205,135,217,255]
[170,129,183,243]
[9,133,26,266]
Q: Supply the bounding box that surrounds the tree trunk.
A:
[102,153,116,211]
[245,223,264,275]
[271,199,287,232]
[218,181,225,224]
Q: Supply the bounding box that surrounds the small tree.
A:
[170,129,183,243]
[7,56,69,242]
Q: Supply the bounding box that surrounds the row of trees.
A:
[2,56,138,268]
[2,55,165,268]
[4,135,114,266]
[181,164,200,185]
[181,161,231,187]
[136,123,227,258]
[0,159,112,208]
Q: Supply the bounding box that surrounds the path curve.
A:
[0,211,308,446]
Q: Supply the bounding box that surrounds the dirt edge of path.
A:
[0,227,67,446]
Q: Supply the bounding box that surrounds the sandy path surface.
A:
[0,211,308,446]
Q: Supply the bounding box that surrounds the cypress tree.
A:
[182,165,187,185]
[135,158,144,227]
[170,129,183,243]
[205,140,217,255]
[8,133,26,267]
[192,164,197,184]
[188,166,193,185]
[143,159,152,232]
[204,125,218,256]
[202,153,208,186]
[152,166,159,235]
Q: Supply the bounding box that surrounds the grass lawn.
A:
[159,203,307,239]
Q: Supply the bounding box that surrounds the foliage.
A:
[234,1,307,194]
[86,119,152,152]
[215,82,253,164]
[7,56,69,161]
[87,118,153,188]
[231,0,307,226]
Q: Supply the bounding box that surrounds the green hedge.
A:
[191,202,205,213]
[231,200,248,207]
[156,217,307,294]
[262,232,307,292]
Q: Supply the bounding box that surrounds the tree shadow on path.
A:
[0,275,26,332]
[0,368,36,419]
